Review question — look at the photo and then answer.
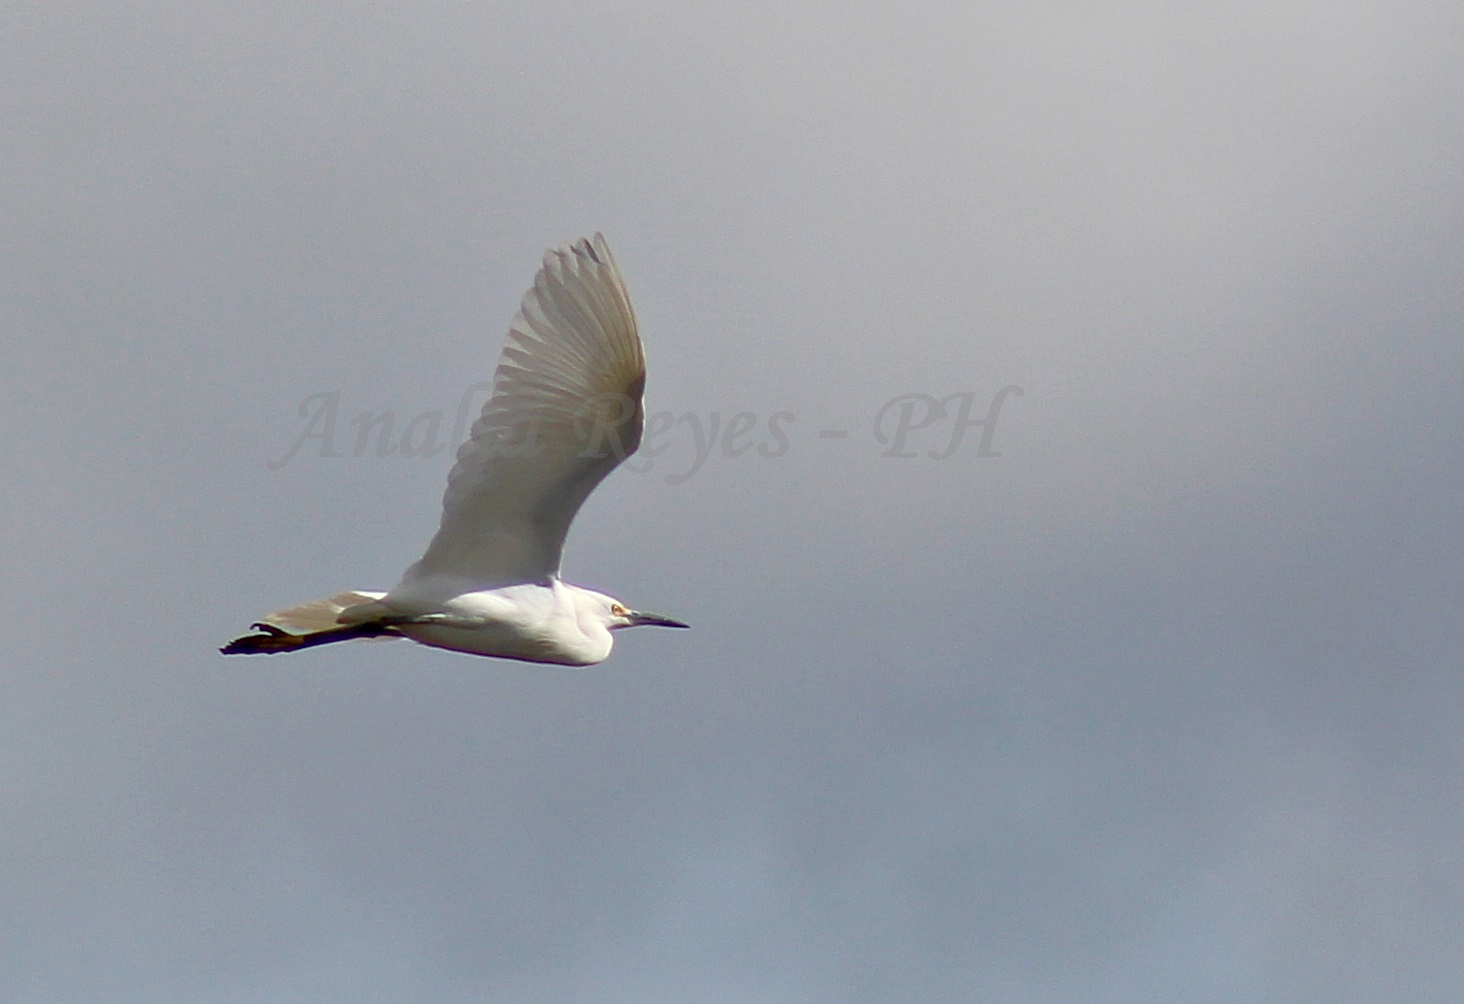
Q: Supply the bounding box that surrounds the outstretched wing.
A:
[399,234,645,589]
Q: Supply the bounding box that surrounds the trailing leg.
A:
[220,620,401,656]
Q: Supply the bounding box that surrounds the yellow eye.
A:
[611,603,627,616]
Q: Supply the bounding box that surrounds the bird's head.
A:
[581,590,689,631]
[606,598,690,631]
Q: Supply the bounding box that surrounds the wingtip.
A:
[549,233,614,268]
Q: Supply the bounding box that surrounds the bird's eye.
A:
[611,603,627,616]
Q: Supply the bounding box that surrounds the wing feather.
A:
[397,234,646,590]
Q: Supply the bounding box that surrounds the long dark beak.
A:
[629,610,690,629]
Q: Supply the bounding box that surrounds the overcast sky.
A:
[4,2,1463,1001]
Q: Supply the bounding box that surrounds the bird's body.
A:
[394,583,608,665]
[223,234,687,664]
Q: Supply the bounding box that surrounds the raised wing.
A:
[399,234,645,589]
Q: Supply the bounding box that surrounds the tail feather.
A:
[260,590,388,633]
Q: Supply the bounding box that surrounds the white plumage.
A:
[223,234,687,665]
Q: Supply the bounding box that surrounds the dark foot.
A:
[220,623,303,655]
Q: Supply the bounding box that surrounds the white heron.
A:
[222,234,688,665]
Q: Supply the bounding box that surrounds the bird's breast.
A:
[396,620,605,665]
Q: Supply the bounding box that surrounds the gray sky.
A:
[4,2,1463,1001]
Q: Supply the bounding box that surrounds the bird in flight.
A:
[222,234,688,665]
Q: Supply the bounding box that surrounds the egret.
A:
[222,234,688,665]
